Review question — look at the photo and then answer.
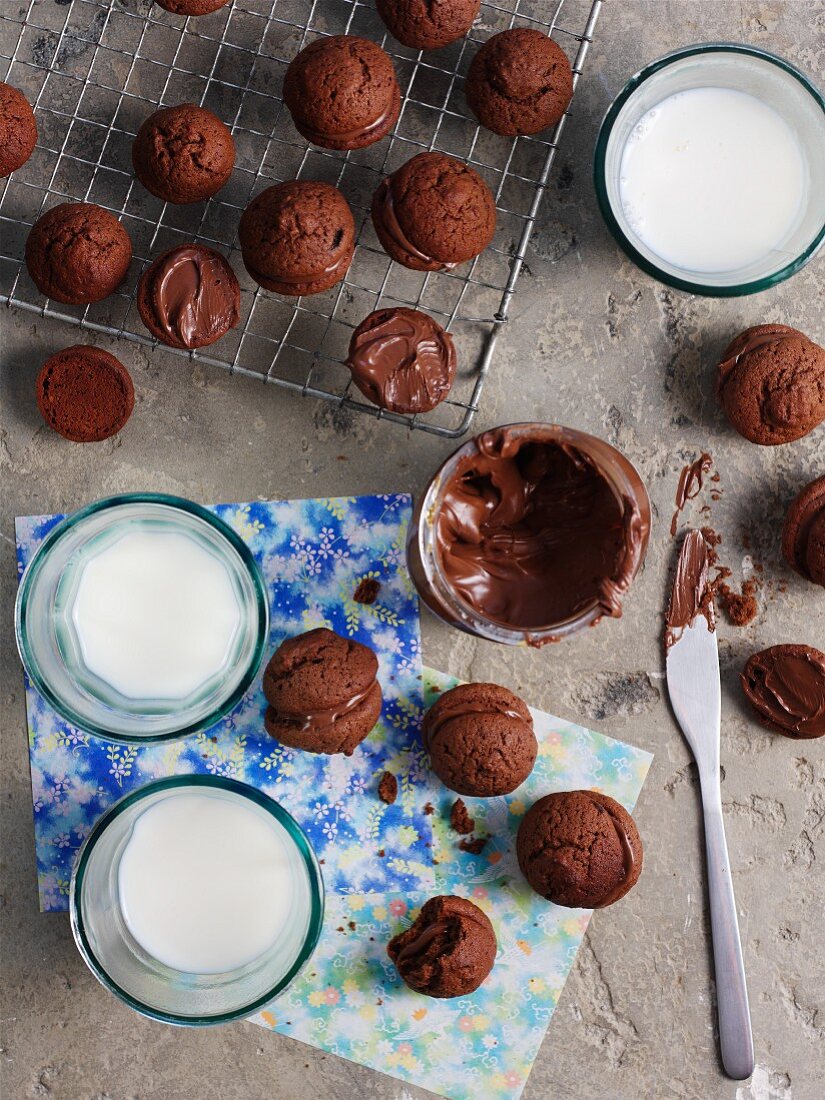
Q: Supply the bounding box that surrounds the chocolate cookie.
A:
[782,475,825,587]
[36,345,135,442]
[283,36,400,151]
[155,0,229,14]
[26,203,132,304]
[346,307,456,414]
[239,181,355,296]
[466,28,574,136]
[517,790,643,908]
[132,104,235,204]
[387,894,496,997]
[0,82,37,177]
[137,244,240,349]
[263,628,382,755]
[741,645,825,740]
[376,0,480,50]
[717,324,825,445]
[371,151,496,271]
[422,682,537,796]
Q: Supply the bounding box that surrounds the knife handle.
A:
[700,778,755,1081]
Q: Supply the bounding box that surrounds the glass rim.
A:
[69,774,325,1026]
[593,42,825,297]
[14,492,270,745]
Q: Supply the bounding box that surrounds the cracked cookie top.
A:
[376,0,480,51]
[466,28,573,137]
[132,104,235,205]
[422,681,536,796]
[517,790,643,908]
[283,35,400,151]
[0,81,37,178]
[25,202,132,304]
[716,324,825,446]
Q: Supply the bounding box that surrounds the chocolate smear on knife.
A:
[666,529,715,649]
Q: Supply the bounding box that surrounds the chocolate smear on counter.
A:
[666,529,715,648]
[741,646,825,739]
[353,577,381,604]
[151,246,239,349]
[670,452,713,536]
[435,428,647,633]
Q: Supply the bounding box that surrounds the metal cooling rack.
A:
[1,0,601,437]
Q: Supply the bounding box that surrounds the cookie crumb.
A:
[459,835,489,855]
[354,577,381,604]
[423,801,434,815]
[348,920,356,931]
[450,798,474,835]
[377,848,385,857]
[717,578,759,626]
[377,770,397,804]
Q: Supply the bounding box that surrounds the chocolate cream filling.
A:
[271,681,377,736]
[151,247,239,348]
[434,428,646,630]
[742,649,825,739]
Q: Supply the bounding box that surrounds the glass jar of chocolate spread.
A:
[408,423,651,645]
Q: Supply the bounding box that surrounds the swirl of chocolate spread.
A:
[346,307,456,414]
[741,645,825,739]
[434,427,649,630]
[149,246,239,349]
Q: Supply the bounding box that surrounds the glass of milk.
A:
[15,494,269,742]
[70,776,324,1024]
[594,44,825,295]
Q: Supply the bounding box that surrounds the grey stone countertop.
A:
[2,2,823,1098]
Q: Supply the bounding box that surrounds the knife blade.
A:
[665,529,754,1081]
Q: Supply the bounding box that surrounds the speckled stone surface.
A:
[2,3,824,1098]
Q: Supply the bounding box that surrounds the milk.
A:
[71,528,241,700]
[118,791,293,973]
[619,87,806,272]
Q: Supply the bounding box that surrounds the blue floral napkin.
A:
[250,668,653,1100]
[15,495,434,910]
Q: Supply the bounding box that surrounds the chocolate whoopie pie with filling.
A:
[0,82,37,177]
[716,324,825,445]
[422,682,537,796]
[132,104,235,204]
[137,244,240,350]
[376,0,480,50]
[26,203,132,305]
[283,36,400,151]
[782,475,825,587]
[387,894,496,997]
[263,628,382,755]
[346,307,457,414]
[155,0,229,14]
[36,345,135,442]
[239,181,355,296]
[741,644,825,740]
[371,152,496,272]
[517,790,643,907]
[466,28,574,136]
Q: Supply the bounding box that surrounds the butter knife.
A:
[665,529,754,1080]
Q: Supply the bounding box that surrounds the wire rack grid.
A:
[1,0,601,437]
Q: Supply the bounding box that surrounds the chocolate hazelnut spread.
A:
[597,808,637,908]
[433,428,648,632]
[373,178,458,271]
[151,246,239,349]
[717,325,791,386]
[346,307,456,414]
[670,452,712,536]
[296,99,397,147]
[269,681,377,737]
[741,646,825,739]
[666,529,715,648]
